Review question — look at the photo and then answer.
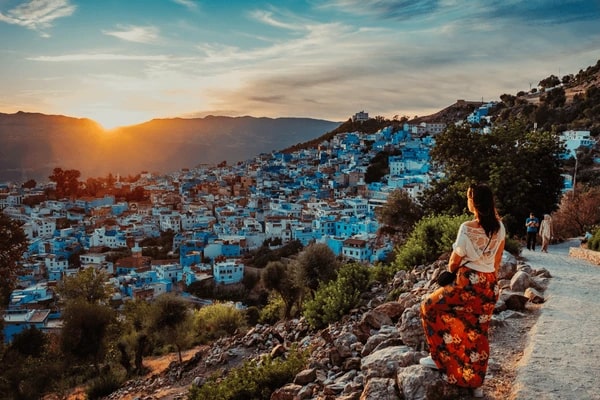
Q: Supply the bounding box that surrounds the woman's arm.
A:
[448,250,463,273]
[494,239,506,274]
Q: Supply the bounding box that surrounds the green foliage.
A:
[194,303,246,341]
[245,306,261,326]
[60,299,116,367]
[58,267,111,304]
[365,149,401,183]
[9,326,47,357]
[393,214,470,270]
[420,120,564,235]
[295,243,338,293]
[303,263,371,329]
[262,260,301,318]
[148,294,195,362]
[246,240,304,269]
[375,188,423,241]
[0,213,28,306]
[258,293,286,324]
[504,236,522,256]
[85,370,126,400]
[189,347,307,400]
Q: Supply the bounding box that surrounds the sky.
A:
[1,0,600,129]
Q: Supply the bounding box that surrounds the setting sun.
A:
[83,109,152,130]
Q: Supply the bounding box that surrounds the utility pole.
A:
[573,152,578,195]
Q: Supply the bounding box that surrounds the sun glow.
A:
[81,109,153,130]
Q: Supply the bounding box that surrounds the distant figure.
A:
[420,183,505,398]
[581,231,593,246]
[539,214,553,253]
[525,212,539,251]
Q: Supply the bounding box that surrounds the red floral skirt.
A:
[420,266,498,388]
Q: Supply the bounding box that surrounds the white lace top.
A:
[453,221,506,273]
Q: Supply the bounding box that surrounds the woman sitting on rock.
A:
[420,183,506,398]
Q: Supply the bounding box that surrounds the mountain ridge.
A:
[0,113,340,182]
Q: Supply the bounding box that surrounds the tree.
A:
[420,119,564,235]
[538,74,561,89]
[21,179,37,189]
[294,243,338,294]
[552,186,600,238]
[58,267,111,304]
[60,299,115,371]
[0,213,28,306]
[303,263,370,329]
[149,294,193,364]
[48,167,81,199]
[262,261,301,318]
[375,188,423,242]
[120,299,154,374]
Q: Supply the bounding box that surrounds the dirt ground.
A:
[484,303,542,400]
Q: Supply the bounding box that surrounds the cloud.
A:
[248,9,305,31]
[171,0,198,11]
[28,53,172,62]
[320,0,440,20]
[103,25,161,44]
[0,0,76,34]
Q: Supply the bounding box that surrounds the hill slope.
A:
[0,113,340,182]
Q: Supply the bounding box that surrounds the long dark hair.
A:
[468,183,500,237]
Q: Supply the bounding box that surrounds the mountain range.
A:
[0,112,341,183]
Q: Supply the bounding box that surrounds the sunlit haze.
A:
[1,0,600,128]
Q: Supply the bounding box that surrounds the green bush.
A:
[393,214,470,270]
[85,370,125,400]
[303,263,371,329]
[194,303,246,341]
[189,347,307,400]
[259,293,285,324]
[504,236,522,256]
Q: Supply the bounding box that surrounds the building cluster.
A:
[2,107,597,341]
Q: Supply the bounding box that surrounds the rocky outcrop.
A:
[104,252,548,400]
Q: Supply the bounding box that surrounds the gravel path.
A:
[512,239,600,400]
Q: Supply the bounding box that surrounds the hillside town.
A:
[1,106,596,342]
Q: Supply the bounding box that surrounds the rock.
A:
[499,291,530,311]
[397,364,465,400]
[524,287,545,303]
[510,270,531,292]
[360,377,400,399]
[373,301,406,321]
[294,368,317,385]
[271,383,303,400]
[360,345,413,378]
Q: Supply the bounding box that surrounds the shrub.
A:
[393,214,470,270]
[245,306,261,326]
[189,347,307,400]
[194,303,246,342]
[504,236,522,256]
[303,263,371,329]
[258,292,285,324]
[85,370,125,400]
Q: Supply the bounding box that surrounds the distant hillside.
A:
[0,113,340,182]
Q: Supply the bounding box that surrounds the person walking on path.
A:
[538,214,553,253]
[512,239,600,400]
[525,212,539,251]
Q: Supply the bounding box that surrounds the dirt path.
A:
[512,239,600,400]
